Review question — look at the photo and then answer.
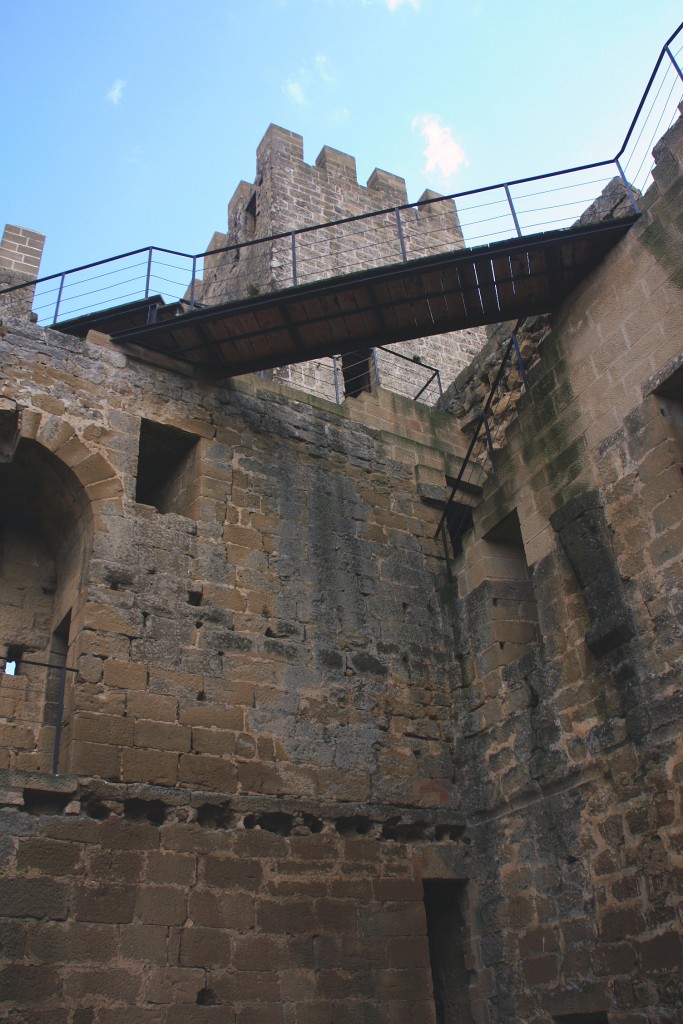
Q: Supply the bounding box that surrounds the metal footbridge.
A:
[86,218,635,378]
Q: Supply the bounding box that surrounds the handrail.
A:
[1,22,681,320]
[617,20,683,160]
[434,322,522,540]
[1,655,78,775]
[0,155,619,301]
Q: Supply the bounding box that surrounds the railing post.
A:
[190,256,196,309]
[440,520,453,584]
[395,208,408,262]
[504,185,522,237]
[482,410,495,462]
[51,664,68,776]
[53,273,66,323]
[511,333,530,393]
[615,159,641,215]
[372,348,381,389]
[414,369,437,404]
[144,248,153,299]
[436,370,445,410]
[333,356,341,404]
[291,232,298,286]
[665,45,683,82]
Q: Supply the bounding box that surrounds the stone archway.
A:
[0,437,96,771]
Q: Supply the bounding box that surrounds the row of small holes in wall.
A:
[63,798,463,841]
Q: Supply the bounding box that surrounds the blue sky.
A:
[2,1,682,281]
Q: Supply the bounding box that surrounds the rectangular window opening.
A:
[445,500,474,557]
[481,508,540,666]
[136,419,200,515]
[245,192,257,239]
[44,611,71,726]
[441,474,482,559]
[3,645,23,676]
[342,349,374,398]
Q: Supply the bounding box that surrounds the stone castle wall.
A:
[446,113,683,1022]
[195,125,485,403]
[0,309,473,1023]
[0,113,682,1022]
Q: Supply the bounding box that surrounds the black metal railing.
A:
[0,656,75,775]
[0,23,680,329]
[434,322,529,580]
[265,345,444,408]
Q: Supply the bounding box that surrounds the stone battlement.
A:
[252,123,409,206]
[197,124,478,400]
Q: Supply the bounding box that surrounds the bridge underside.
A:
[82,219,635,378]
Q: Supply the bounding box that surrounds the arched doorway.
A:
[0,439,92,772]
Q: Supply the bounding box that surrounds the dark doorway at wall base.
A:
[423,879,473,1024]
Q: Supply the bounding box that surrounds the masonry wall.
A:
[0,776,474,1024]
[445,113,683,1022]
[1,115,682,1024]
[0,300,472,1022]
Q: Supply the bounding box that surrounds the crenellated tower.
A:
[196,124,485,401]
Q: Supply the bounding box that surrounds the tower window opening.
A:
[445,501,474,557]
[245,193,257,239]
[44,611,71,726]
[136,419,200,515]
[341,349,374,398]
[3,645,23,676]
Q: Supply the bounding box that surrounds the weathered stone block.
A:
[26,921,117,963]
[135,886,187,926]
[3,875,69,920]
[103,660,148,690]
[179,925,231,968]
[16,837,82,875]
[73,884,135,924]
[178,754,237,792]
[0,963,61,1003]
[134,720,191,753]
[119,924,168,965]
[121,748,178,786]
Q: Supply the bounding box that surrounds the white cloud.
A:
[284,79,307,105]
[330,106,351,123]
[386,0,420,10]
[411,114,468,178]
[106,79,126,105]
[314,53,334,85]
[283,54,335,106]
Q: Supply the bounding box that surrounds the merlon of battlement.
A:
[255,124,408,198]
[228,181,255,226]
[0,223,46,277]
[315,145,357,180]
[366,168,408,200]
[257,124,305,167]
